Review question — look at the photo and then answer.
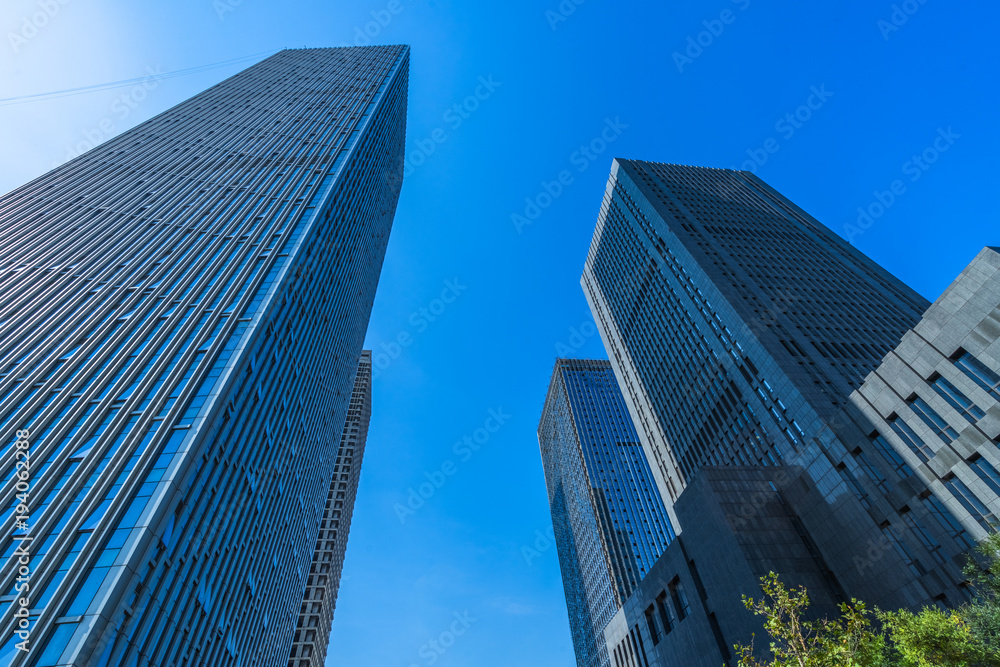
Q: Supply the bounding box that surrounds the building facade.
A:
[580,160,972,624]
[584,238,1000,667]
[0,46,407,666]
[289,351,372,667]
[850,246,1000,547]
[602,466,844,667]
[539,359,675,667]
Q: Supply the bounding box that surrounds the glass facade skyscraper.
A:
[538,359,674,667]
[0,45,407,666]
[289,351,372,667]
[581,160,969,613]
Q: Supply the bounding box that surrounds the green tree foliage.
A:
[879,605,990,667]
[735,534,1000,667]
[963,533,1000,653]
[736,572,886,667]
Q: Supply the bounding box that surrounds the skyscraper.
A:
[538,359,675,667]
[581,160,969,614]
[0,45,407,666]
[289,351,372,667]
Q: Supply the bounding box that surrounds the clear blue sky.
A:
[1,1,998,665]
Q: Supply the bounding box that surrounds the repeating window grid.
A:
[0,49,394,357]
[836,464,870,509]
[880,522,926,578]
[561,361,674,595]
[0,79,376,496]
[584,283,683,505]
[0,44,410,664]
[583,182,791,494]
[920,493,975,551]
[0,78,351,394]
[540,358,686,667]
[582,163,932,531]
[579,161,980,617]
[623,161,927,396]
[289,352,371,667]
[898,511,946,566]
[108,77,405,666]
[538,372,617,667]
[852,449,891,494]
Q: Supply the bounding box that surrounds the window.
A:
[888,419,934,463]
[869,433,913,477]
[954,351,1000,400]
[921,492,974,550]
[668,576,690,620]
[968,456,1000,497]
[633,625,650,667]
[852,449,890,493]
[837,464,870,508]
[655,591,674,634]
[944,475,996,533]
[899,510,945,565]
[880,522,925,577]
[0,637,21,666]
[644,605,660,645]
[931,375,985,423]
[908,396,959,444]
[34,622,80,666]
[65,566,111,616]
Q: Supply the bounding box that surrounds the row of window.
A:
[642,577,690,646]
[868,350,1000,544]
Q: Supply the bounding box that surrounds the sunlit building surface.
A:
[850,246,1000,546]
[0,45,407,666]
[538,359,675,667]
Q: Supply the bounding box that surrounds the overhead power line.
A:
[0,49,281,108]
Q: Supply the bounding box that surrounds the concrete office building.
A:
[602,466,845,667]
[849,247,1000,547]
[565,160,987,665]
[598,246,1000,667]
[0,46,407,666]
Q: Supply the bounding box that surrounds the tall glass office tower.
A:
[538,359,675,667]
[289,351,372,667]
[0,45,407,666]
[582,160,969,611]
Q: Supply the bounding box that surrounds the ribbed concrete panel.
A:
[0,46,407,666]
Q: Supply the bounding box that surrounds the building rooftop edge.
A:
[613,158,748,175]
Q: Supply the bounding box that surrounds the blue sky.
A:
[1,1,998,665]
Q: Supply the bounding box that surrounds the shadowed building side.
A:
[581,160,968,622]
